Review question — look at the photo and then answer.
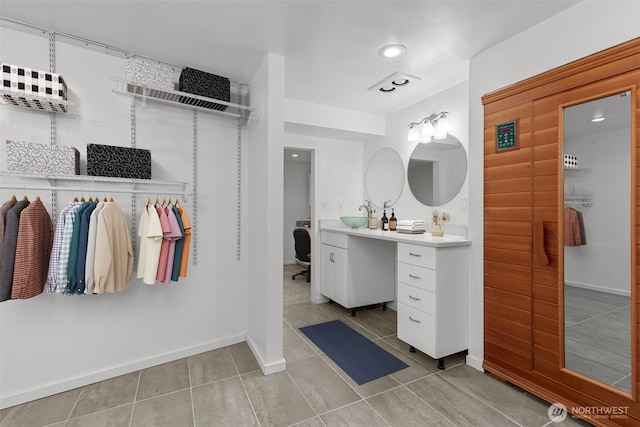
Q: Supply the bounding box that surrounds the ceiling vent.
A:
[367,71,421,93]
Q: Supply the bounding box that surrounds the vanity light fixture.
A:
[408,112,450,144]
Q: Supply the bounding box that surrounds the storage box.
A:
[6,140,79,175]
[87,143,151,179]
[126,57,175,91]
[1,94,67,112]
[2,63,68,100]
[564,154,578,169]
[178,67,230,111]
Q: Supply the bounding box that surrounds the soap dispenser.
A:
[369,209,378,229]
[381,209,389,231]
[389,208,397,231]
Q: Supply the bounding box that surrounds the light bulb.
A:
[408,126,420,143]
[422,121,435,138]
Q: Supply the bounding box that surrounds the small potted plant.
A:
[431,209,450,237]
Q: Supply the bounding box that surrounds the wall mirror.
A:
[366,147,404,208]
[562,90,633,393]
[407,134,467,206]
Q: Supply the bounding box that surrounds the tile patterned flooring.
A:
[0,265,592,426]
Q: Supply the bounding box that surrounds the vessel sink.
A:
[340,216,369,229]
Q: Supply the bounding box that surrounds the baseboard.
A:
[465,354,484,371]
[565,280,630,297]
[245,332,287,375]
[0,334,245,410]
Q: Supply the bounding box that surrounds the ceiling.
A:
[0,1,579,115]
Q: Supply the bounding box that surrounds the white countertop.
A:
[321,225,471,247]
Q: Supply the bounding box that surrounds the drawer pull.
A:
[408,274,421,280]
[409,252,422,257]
[409,316,421,323]
[409,295,421,301]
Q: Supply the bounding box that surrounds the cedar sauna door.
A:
[483,38,640,426]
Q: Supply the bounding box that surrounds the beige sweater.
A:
[93,202,133,293]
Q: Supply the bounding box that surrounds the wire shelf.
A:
[112,78,252,122]
[0,88,74,114]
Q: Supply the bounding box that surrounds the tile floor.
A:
[0,265,593,426]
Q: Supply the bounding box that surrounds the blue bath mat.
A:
[299,319,409,384]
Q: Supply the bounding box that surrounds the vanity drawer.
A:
[397,303,436,356]
[397,243,435,269]
[397,262,435,293]
[398,282,435,315]
[321,231,348,249]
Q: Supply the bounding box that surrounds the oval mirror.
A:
[407,134,467,206]
[366,147,404,208]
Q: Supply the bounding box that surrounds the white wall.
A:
[468,1,640,370]
[564,127,631,295]
[282,131,365,304]
[373,80,470,230]
[0,27,250,407]
[247,53,286,374]
[283,159,311,265]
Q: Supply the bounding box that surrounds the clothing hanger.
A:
[80,196,86,202]
[73,197,79,202]
[109,197,114,202]
[22,195,28,201]
[10,195,17,202]
[103,197,108,202]
[35,195,41,202]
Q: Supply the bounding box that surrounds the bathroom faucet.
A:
[358,200,372,217]
[383,200,392,209]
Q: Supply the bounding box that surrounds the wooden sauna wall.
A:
[483,38,640,425]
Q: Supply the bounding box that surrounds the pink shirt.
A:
[155,206,171,282]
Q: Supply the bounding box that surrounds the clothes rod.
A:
[0,185,191,198]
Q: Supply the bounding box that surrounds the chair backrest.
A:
[293,228,311,261]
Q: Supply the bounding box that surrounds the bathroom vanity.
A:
[320,224,471,367]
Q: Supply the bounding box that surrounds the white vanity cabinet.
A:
[320,231,396,315]
[396,242,468,369]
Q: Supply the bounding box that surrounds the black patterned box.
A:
[126,57,175,91]
[2,63,68,100]
[178,67,230,111]
[6,140,79,175]
[87,143,151,179]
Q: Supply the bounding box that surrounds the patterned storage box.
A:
[6,140,80,175]
[126,57,175,91]
[564,154,578,169]
[2,63,68,100]
[178,67,230,111]
[87,143,151,179]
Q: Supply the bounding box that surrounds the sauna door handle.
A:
[533,220,550,266]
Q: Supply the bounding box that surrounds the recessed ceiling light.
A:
[378,44,406,58]
[591,116,605,122]
[291,153,299,157]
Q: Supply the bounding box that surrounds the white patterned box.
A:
[6,140,79,175]
[564,154,578,169]
[126,57,175,91]
[1,63,67,100]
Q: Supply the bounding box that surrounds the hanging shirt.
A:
[84,202,104,294]
[11,199,53,299]
[136,205,151,280]
[93,202,133,294]
[564,207,586,246]
[0,199,17,263]
[66,202,90,294]
[75,202,98,294]
[46,201,75,293]
[140,205,163,285]
[57,203,81,294]
[162,206,183,283]
[0,200,30,302]
[177,205,191,277]
[170,204,185,282]
[155,206,171,282]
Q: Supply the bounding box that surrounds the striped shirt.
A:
[46,202,75,293]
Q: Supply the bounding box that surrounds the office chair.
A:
[292,228,311,283]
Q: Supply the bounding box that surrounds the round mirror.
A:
[407,134,467,206]
[366,148,405,208]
